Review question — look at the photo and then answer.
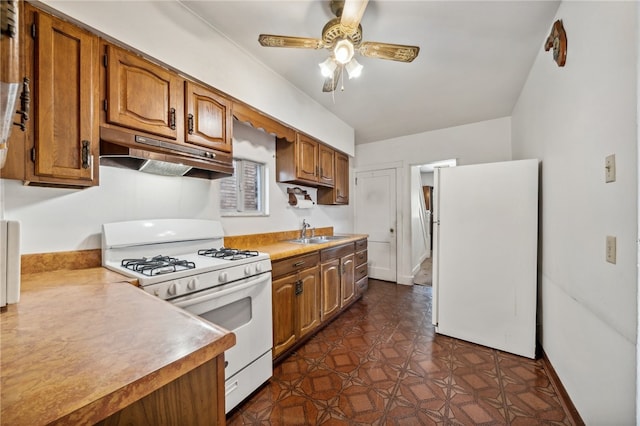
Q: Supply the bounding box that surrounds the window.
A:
[220,159,267,216]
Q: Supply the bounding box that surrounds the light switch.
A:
[605,154,616,183]
[606,235,616,264]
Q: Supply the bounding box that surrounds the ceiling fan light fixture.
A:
[334,39,354,64]
[345,58,363,79]
[319,57,337,77]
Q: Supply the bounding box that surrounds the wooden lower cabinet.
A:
[340,253,355,308]
[355,238,368,296]
[272,253,321,359]
[320,259,341,321]
[96,356,225,426]
[272,239,367,362]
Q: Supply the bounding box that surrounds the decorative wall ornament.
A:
[545,19,567,67]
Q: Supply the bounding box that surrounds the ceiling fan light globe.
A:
[346,58,363,79]
[319,57,337,77]
[334,39,354,64]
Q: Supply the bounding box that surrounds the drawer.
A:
[320,242,354,262]
[356,276,368,294]
[272,252,319,278]
[355,239,367,252]
[355,263,367,282]
[355,249,367,267]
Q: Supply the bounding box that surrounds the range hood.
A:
[99,126,234,180]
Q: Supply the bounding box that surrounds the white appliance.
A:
[0,220,20,308]
[432,159,539,359]
[102,219,273,413]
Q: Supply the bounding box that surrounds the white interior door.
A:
[355,168,397,282]
[433,159,538,358]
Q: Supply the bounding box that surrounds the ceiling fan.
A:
[258,0,420,92]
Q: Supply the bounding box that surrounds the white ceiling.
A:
[180,0,560,145]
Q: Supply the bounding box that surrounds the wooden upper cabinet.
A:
[276,132,338,188]
[184,81,232,153]
[334,152,349,204]
[29,7,99,186]
[296,134,319,183]
[105,44,182,140]
[318,144,335,187]
[318,151,349,205]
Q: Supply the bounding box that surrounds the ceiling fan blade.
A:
[359,41,420,62]
[258,34,323,49]
[340,0,369,36]
[322,66,343,92]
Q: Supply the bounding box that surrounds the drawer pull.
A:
[293,261,306,267]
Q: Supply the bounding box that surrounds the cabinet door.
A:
[334,152,349,204]
[320,259,341,321]
[106,44,182,140]
[340,253,355,307]
[296,134,318,182]
[318,145,335,187]
[297,266,320,339]
[30,9,99,185]
[272,274,297,358]
[184,81,232,153]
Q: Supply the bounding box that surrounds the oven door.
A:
[172,272,273,380]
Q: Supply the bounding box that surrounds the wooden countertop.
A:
[0,270,235,425]
[225,233,368,261]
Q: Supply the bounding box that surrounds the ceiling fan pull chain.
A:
[340,65,345,91]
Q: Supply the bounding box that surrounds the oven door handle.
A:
[173,273,271,308]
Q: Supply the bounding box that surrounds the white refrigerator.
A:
[432,159,539,358]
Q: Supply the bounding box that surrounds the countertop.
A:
[1,231,367,424]
[0,269,235,425]
[225,233,369,261]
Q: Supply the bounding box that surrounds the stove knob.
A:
[187,279,197,291]
[167,283,177,296]
[256,263,263,273]
[244,265,253,276]
[219,272,228,283]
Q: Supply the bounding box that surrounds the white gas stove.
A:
[102,218,273,413]
[102,219,271,298]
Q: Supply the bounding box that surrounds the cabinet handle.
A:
[293,261,305,267]
[13,77,30,131]
[315,165,318,176]
[169,108,176,130]
[295,280,303,295]
[81,140,90,169]
[187,113,194,134]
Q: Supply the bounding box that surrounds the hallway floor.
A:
[227,279,579,425]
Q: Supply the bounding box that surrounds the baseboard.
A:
[541,348,585,426]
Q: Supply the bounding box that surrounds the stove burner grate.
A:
[198,248,259,261]
[121,255,196,276]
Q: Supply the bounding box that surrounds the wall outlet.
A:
[606,235,616,264]
[605,154,616,183]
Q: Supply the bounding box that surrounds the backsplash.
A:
[1,123,353,255]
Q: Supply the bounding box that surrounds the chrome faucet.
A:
[300,219,311,239]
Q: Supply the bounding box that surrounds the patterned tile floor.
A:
[227,279,579,425]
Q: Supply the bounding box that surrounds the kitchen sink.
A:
[287,235,350,244]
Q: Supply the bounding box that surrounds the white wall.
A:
[511,2,638,423]
[3,122,354,254]
[421,172,434,187]
[355,117,512,284]
[37,0,354,156]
